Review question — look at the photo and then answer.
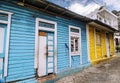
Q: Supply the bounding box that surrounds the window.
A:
[104,19,106,23]
[96,29,101,45]
[0,28,4,53]
[70,27,80,55]
[39,21,55,29]
[0,58,3,79]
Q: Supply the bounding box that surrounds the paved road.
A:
[55,55,120,83]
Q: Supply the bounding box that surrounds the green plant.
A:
[116,46,120,52]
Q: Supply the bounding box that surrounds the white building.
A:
[87,6,119,51]
[87,6,118,30]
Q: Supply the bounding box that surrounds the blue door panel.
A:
[46,32,54,75]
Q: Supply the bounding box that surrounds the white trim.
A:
[86,25,90,62]
[4,13,13,77]
[69,27,71,67]
[54,22,57,73]
[0,20,8,24]
[94,28,97,59]
[0,10,13,15]
[69,25,82,65]
[34,18,39,68]
[38,27,55,32]
[80,28,82,64]
[0,27,4,53]
[35,18,57,73]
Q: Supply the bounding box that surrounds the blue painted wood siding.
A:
[0,2,36,82]
[0,1,89,82]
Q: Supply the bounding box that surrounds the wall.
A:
[0,1,89,82]
[89,25,115,62]
[110,34,115,55]
[89,26,96,61]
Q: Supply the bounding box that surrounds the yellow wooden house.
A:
[87,7,118,63]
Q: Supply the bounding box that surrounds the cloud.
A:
[68,2,100,16]
[103,0,120,10]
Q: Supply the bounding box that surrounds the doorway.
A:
[106,33,110,57]
[38,31,55,76]
[36,18,57,77]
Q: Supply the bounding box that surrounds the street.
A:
[55,55,120,83]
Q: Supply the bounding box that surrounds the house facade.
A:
[0,0,91,82]
[112,10,120,51]
[87,7,118,63]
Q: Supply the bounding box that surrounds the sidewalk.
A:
[55,55,120,83]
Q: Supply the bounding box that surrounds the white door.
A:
[38,31,55,77]
[38,32,47,77]
[0,58,3,79]
[106,33,110,57]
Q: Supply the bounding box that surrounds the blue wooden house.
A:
[0,0,91,82]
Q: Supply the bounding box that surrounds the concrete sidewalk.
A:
[55,55,120,83]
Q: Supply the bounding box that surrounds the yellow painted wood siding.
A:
[89,25,115,63]
[101,31,106,57]
[110,34,114,55]
[96,31,102,59]
[89,26,96,61]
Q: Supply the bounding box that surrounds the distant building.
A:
[87,6,118,30]
[112,10,120,47]
[87,6,118,62]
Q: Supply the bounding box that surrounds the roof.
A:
[5,0,118,32]
[6,0,92,22]
[89,20,118,32]
[98,6,118,18]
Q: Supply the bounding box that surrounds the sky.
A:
[47,0,120,16]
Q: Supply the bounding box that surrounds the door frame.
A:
[106,33,110,57]
[0,10,12,77]
[35,18,57,73]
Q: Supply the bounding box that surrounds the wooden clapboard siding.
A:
[0,1,89,82]
[89,25,115,62]
[0,2,35,82]
[89,26,96,61]
[96,31,102,59]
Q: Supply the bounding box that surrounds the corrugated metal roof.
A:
[5,0,92,22]
[4,0,118,32]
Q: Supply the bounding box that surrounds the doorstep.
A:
[37,74,56,83]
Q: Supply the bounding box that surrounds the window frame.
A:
[69,26,81,56]
[96,29,101,46]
